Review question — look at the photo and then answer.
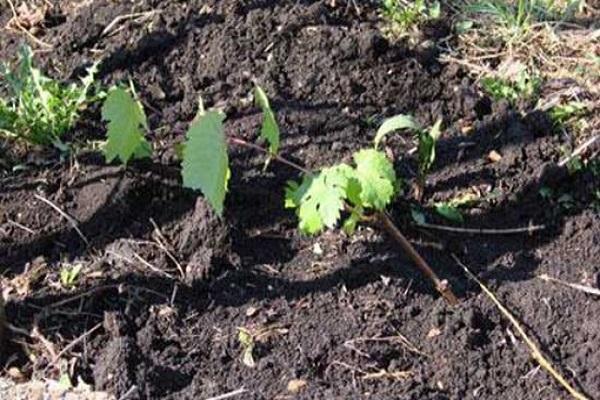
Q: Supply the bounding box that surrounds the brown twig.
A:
[34,194,89,245]
[204,388,248,400]
[378,212,459,305]
[5,0,53,49]
[53,322,102,363]
[558,135,599,167]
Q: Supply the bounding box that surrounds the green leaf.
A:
[286,165,352,235]
[428,1,441,18]
[181,111,230,216]
[418,132,436,176]
[374,114,420,148]
[434,203,464,223]
[353,149,396,210]
[429,118,443,140]
[102,87,151,164]
[411,208,426,225]
[254,85,280,154]
[342,206,363,235]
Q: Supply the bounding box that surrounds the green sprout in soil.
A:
[481,69,540,104]
[237,327,256,368]
[0,45,98,148]
[380,0,441,38]
[60,263,82,289]
[374,114,443,200]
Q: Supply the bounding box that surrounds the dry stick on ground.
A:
[52,322,102,363]
[558,135,599,167]
[415,222,546,235]
[204,388,248,400]
[5,0,53,49]
[33,194,89,246]
[344,334,428,357]
[101,10,161,38]
[538,274,600,297]
[452,254,590,400]
[7,219,36,235]
[149,218,185,279]
[228,136,459,305]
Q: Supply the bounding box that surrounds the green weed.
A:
[549,101,587,126]
[0,45,98,148]
[60,264,82,289]
[481,70,540,103]
[467,0,583,33]
[381,0,441,37]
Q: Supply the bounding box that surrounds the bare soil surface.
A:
[1,1,599,399]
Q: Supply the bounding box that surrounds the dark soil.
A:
[1,1,599,399]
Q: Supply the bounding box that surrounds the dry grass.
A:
[441,0,599,144]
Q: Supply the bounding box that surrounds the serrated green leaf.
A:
[255,85,280,154]
[182,111,230,216]
[102,87,151,164]
[374,114,420,148]
[353,149,396,210]
[286,165,352,235]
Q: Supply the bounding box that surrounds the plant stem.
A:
[228,136,312,175]
[377,211,459,305]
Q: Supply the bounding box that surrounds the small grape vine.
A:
[101,83,458,304]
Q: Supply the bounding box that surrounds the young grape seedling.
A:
[181,86,457,304]
[100,81,457,303]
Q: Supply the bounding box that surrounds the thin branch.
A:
[5,0,53,48]
[452,254,590,400]
[53,322,102,363]
[538,274,600,297]
[34,194,89,246]
[118,386,138,400]
[228,137,311,175]
[7,219,36,234]
[558,135,599,167]
[101,10,160,37]
[378,212,459,305]
[205,388,248,400]
[416,222,546,235]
